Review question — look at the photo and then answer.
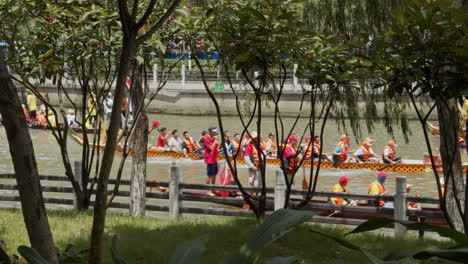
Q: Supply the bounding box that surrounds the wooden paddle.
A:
[378,157,406,171]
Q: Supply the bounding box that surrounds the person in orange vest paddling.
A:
[330,176,357,206]
[332,141,350,164]
[382,140,401,164]
[368,172,388,206]
[182,131,201,156]
[228,133,243,157]
[353,139,380,163]
[282,134,302,184]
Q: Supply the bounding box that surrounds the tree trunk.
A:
[129,64,148,217]
[437,98,465,233]
[88,36,136,264]
[0,51,59,263]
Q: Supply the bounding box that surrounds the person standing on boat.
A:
[204,126,220,184]
[330,176,357,206]
[265,132,277,158]
[156,127,170,151]
[282,134,302,184]
[182,131,201,156]
[26,90,37,121]
[368,172,388,206]
[382,140,401,164]
[244,131,262,187]
[103,92,113,130]
[168,130,183,152]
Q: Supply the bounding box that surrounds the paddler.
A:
[330,176,357,206]
[302,136,313,160]
[368,172,388,206]
[198,131,208,151]
[204,126,220,184]
[265,132,277,158]
[228,133,243,157]
[406,184,420,209]
[182,131,201,156]
[382,140,401,164]
[26,90,37,121]
[332,141,350,164]
[156,127,170,151]
[282,134,302,184]
[66,109,79,128]
[21,104,30,122]
[312,136,330,161]
[46,111,57,128]
[244,131,263,187]
[354,139,380,163]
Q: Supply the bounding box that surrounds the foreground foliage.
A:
[0,209,457,263]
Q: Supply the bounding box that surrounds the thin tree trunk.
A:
[0,51,59,263]
[88,36,136,264]
[129,64,148,217]
[437,98,465,233]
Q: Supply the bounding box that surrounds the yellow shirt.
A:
[87,98,97,116]
[331,184,347,205]
[368,182,384,195]
[48,115,56,128]
[27,94,37,111]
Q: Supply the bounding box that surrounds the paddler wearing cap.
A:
[204,126,220,184]
[330,176,357,206]
[382,140,401,164]
[353,138,380,163]
[368,172,388,206]
[282,134,302,183]
[243,131,263,187]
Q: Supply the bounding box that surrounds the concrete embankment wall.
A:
[32,84,437,120]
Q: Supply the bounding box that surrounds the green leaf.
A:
[110,236,129,264]
[223,209,318,264]
[17,246,48,264]
[413,244,468,262]
[346,218,468,245]
[265,256,300,264]
[168,235,208,264]
[309,229,403,264]
[0,245,11,264]
[39,48,53,59]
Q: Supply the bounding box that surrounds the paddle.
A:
[378,157,406,171]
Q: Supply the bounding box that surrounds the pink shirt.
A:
[157,134,167,147]
[203,135,219,164]
[244,144,254,156]
[283,145,296,159]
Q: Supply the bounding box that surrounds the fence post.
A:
[188,54,192,70]
[72,160,83,209]
[153,64,158,89]
[181,64,186,90]
[394,176,407,237]
[293,64,298,92]
[169,164,182,221]
[274,170,287,211]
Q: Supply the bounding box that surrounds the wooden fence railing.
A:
[0,165,444,237]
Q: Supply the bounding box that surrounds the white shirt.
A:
[66,114,79,128]
[354,148,365,156]
[104,98,113,114]
[168,137,183,152]
[383,148,391,156]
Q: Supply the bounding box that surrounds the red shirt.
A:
[283,145,296,159]
[244,144,254,156]
[157,134,167,147]
[204,135,219,164]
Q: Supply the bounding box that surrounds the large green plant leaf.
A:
[385,244,468,263]
[265,256,300,264]
[168,235,208,264]
[308,228,391,264]
[110,236,129,264]
[0,245,11,264]
[223,209,318,264]
[346,218,468,245]
[17,246,48,264]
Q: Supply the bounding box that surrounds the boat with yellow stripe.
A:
[69,130,468,173]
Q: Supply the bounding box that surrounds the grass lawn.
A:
[0,208,456,263]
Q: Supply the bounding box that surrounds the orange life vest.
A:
[368,182,386,206]
[247,143,261,167]
[23,109,29,121]
[303,143,312,160]
[283,144,297,173]
[382,145,395,160]
[335,141,348,161]
[266,138,276,149]
[40,115,48,127]
[330,184,347,205]
[357,145,371,161]
[232,141,242,156]
[408,201,417,208]
[184,137,199,153]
